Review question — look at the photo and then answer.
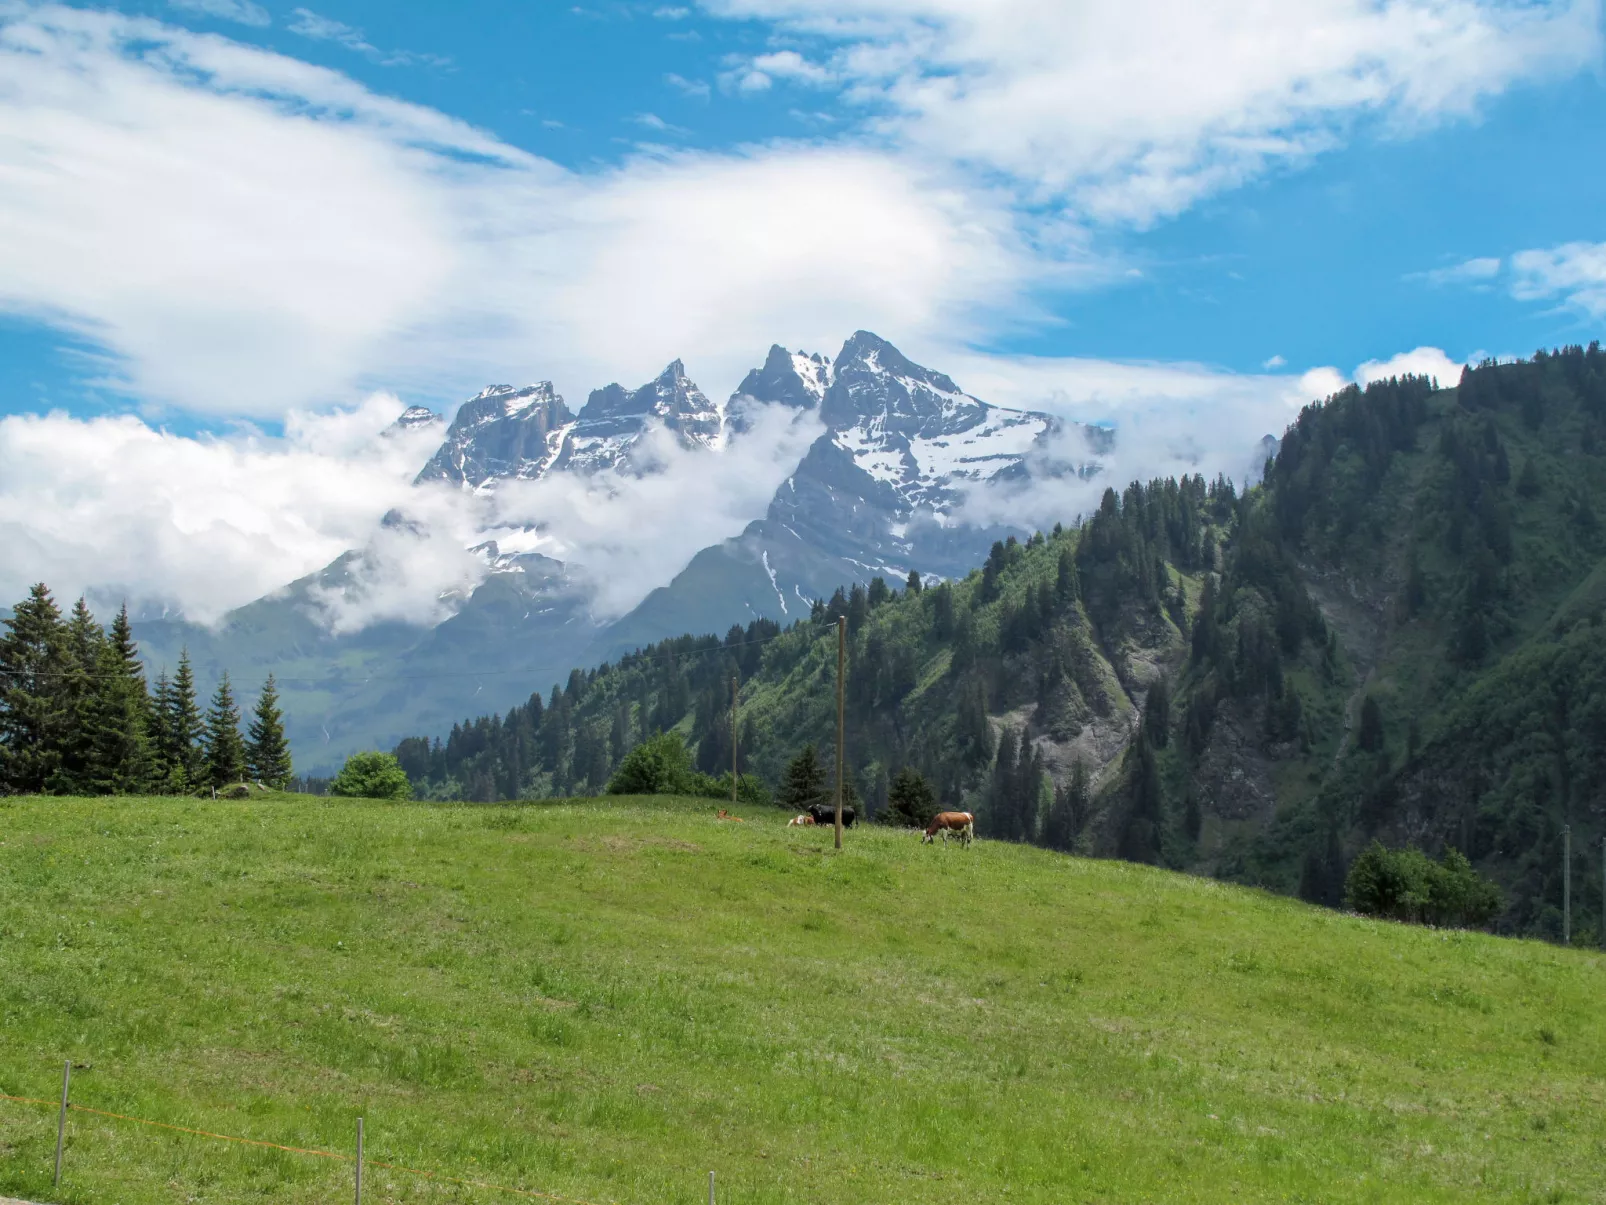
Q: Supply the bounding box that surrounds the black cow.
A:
[807,802,855,828]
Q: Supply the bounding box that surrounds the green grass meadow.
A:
[0,794,1602,1203]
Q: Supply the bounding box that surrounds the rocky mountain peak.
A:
[391,405,443,433]
[734,345,833,410]
[414,382,574,488]
[820,331,982,436]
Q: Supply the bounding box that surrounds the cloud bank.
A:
[0,347,1467,627]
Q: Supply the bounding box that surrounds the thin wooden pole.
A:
[1600,836,1605,951]
[1564,825,1571,945]
[835,615,845,850]
[355,1117,364,1205]
[53,1060,70,1187]
[731,675,739,806]
[708,1169,716,1204]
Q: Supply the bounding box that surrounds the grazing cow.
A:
[787,814,816,827]
[807,802,855,828]
[922,811,975,846]
[716,808,744,822]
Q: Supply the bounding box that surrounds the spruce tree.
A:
[165,650,205,789]
[87,603,153,794]
[149,671,174,790]
[0,584,69,793]
[203,671,246,790]
[885,766,937,827]
[245,674,293,788]
[47,597,105,793]
[779,744,827,809]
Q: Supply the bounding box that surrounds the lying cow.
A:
[806,802,855,828]
[923,811,975,846]
[787,814,816,827]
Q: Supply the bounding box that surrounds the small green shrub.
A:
[329,751,412,801]
[1345,840,1501,928]
[606,733,770,804]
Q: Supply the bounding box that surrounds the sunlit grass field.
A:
[0,793,1602,1204]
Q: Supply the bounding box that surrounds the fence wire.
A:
[0,1090,619,1205]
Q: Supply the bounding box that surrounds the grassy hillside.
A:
[2,794,1602,1203]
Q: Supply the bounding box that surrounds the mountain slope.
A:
[397,344,1606,937]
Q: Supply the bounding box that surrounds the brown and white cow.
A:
[787,814,816,827]
[922,811,975,846]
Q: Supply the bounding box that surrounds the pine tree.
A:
[885,766,937,827]
[779,744,827,809]
[0,584,69,793]
[1119,728,1163,864]
[164,650,205,790]
[203,671,246,790]
[246,674,293,788]
[87,603,153,793]
[47,597,105,793]
[149,671,175,791]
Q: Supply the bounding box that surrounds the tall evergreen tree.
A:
[246,674,293,788]
[203,671,246,789]
[47,597,105,792]
[0,584,69,793]
[87,603,153,794]
[164,650,205,789]
[778,744,827,809]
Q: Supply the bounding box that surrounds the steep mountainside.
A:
[397,346,1606,938]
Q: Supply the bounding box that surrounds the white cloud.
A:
[707,0,1601,224]
[486,404,824,618]
[0,4,1039,419]
[654,5,692,17]
[1510,241,1606,318]
[948,344,1463,529]
[288,6,450,67]
[0,397,481,626]
[1411,255,1503,287]
[288,7,376,53]
[167,0,270,27]
[1261,354,1285,369]
[665,71,711,98]
[1355,346,1464,387]
[0,396,829,630]
[631,111,687,132]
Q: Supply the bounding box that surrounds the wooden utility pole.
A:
[835,615,846,850]
[1564,824,1572,945]
[731,675,739,806]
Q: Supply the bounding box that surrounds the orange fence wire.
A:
[0,1089,619,1205]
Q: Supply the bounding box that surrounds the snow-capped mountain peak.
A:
[415,382,573,488]
[733,344,833,410]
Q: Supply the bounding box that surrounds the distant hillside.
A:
[396,345,1606,939]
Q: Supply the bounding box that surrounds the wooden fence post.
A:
[53,1060,70,1188]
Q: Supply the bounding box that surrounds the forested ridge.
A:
[398,344,1606,938]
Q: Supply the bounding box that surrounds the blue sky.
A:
[4,0,1606,620]
[1,0,1605,429]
